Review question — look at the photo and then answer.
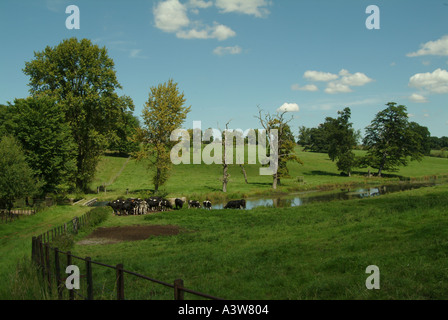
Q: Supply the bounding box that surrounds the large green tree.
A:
[323,107,358,176]
[363,102,424,176]
[23,38,134,191]
[136,79,191,192]
[3,96,77,194]
[0,136,41,211]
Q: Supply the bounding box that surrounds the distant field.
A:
[88,147,448,202]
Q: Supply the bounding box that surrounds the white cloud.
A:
[302,69,373,94]
[215,0,271,17]
[304,70,339,82]
[188,0,213,9]
[324,82,353,94]
[407,35,448,57]
[424,113,430,118]
[277,103,300,112]
[291,84,319,92]
[177,23,236,40]
[409,68,448,94]
[211,24,237,41]
[408,113,415,118]
[153,0,190,33]
[409,93,428,103]
[213,45,242,56]
[338,70,373,87]
[154,1,236,41]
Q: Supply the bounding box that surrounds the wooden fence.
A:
[31,210,223,301]
[1,208,37,223]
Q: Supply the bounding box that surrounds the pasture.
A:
[54,184,448,299]
[89,148,448,203]
[1,149,447,300]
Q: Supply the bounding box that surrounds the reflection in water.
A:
[213,182,439,210]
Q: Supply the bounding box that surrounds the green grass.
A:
[88,148,448,202]
[1,147,447,300]
[62,184,448,300]
[0,204,91,299]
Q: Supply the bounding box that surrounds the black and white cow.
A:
[159,199,173,211]
[188,200,201,209]
[146,197,162,212]
[203,200,212,210]
[224,199,246,210]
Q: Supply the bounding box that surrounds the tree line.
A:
[297,103,434,177]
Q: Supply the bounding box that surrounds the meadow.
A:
[1,149,447,300]
[89,148,448,202]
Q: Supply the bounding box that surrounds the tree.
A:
[363,102,424,176]
[3,96,77,194]
[23,38,134,192]
[108,107,141,156]
[256,108,303,189]
[409,122,431,156]
[324,107,358,176]
[0,136,41,211]
[136,79,191,192]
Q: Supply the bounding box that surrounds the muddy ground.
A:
[77,225,181,245]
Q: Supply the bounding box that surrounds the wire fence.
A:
[31,210,224,301]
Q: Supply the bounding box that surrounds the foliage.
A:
[136,79,191,192]
[107,98,141,155]
[23,38,134,192]
[2,96,77,194]
[0,136,41,210]
[363,102,425,176]
[322,108,358,176]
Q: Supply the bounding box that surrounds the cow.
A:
[175,198,184,210]
[146,197,162,212]
[159,199,173,211]
[109,199,123,215]
[203,200,212,210]
[224,199,246,210]
[188,200,201,209]
[135,199,148,215]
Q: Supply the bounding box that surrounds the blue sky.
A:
[1,0,448,137]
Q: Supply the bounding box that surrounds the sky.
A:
[1,0,448,138]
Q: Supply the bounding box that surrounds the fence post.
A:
[67,251,74,300]
[86,257,93,300]
[116,264,124,300]
[174,279,184,300]
[45,243,52,294]
[39,238,45,279]
[54,248,63,300]
[31,237,36,264]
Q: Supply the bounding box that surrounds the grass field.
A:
[88,148,448,202]
[57,184,448,299]
[1,148,447,300]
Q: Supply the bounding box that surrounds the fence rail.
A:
[31,210,224,301]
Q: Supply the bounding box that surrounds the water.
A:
[91,180,446,210]
[212,181,443,210]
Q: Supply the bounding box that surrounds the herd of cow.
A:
[108,197,246,216]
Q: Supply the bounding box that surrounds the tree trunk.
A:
[155,168,161,192]
[222,164,228,193]
[240,165,248,184]
[272,173,278,190]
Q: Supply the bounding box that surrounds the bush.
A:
[87,207,111,227]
